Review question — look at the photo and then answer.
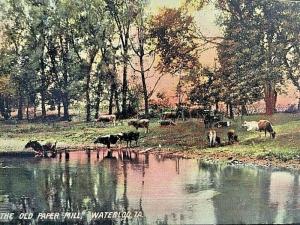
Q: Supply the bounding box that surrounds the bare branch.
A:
[148,73,167,99]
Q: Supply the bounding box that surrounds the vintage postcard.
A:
[0,0,300,224]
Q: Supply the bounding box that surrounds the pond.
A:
[0,150,299,225]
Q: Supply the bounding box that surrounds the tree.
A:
[46,0,85,120]
[129,0,157,116]
[104,0,139,118]
[149,7,201,110]
[149,7,199,75]
[216,0,289,115]
[281,2,300,110]
[188,67,222,110]
[1,0,28,120]
[0,75,14,119]
[69,0,112,122]
[181,0,209,10]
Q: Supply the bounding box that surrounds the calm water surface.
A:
[0,150,300,225]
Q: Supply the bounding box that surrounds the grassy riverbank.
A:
[1,113,300,168]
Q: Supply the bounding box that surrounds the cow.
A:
[159,120,176,126]
[204,113,223,128]
[94,134,120,148]
[214,121,231,128]
[118,131,140,147]
[128,119,150,133]
[227,129,238,144]
[258,120,276,139]
[161,112,177,122]
[25,140,57,158]
[207,129,221,147]
[96,114,116,126]
[242,121,259,131]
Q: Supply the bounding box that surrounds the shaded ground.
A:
[1,113,300,169]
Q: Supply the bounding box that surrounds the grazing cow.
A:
[214,121,231,128]
[94,134,120,148]
[43,141,58,157]
[43,141,57,152]
[128,119,150,133]
[159,120,176,126]
[118,131,140,147]
[242,121,259,131]
[25,140,43,153]
[227,129,238,144]
[96,114,116,126]
[25,140,57,158]
[207,130,221,147]
[258,120,276,139]
[161,112,177,121]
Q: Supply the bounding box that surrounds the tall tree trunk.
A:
[17,89,23,120]
[226,104,229,117]
[140,55,149,116]
[40,55,47,119]
[121,55,128,118]
[215,101,219,112]
[109,83,115,115]
[273,90,277,113]
[40,27,47,119]
[58,33,70,121]
[0,97,5,119]
[62,94,69,120]
[94,77,102,119]
[49,34,68,120]
[5,98,10,119]
[85,53,97,122]
[57,100,61,117]
[229,103,234,119]
[115,87,121,116]
[26,98,30,121]
[86,65,92,122]
[241,104,248,116]
[0,97,9,120]
[264,82,276,115]
[34,104,37,118]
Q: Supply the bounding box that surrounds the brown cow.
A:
[159,120,176,126]
[227,129,238,144]
[96,114,116,126]
[258,120,276,139]
[128,119,150,133]
[161,112,177,121]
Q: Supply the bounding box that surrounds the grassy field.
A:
[1,113,300,163]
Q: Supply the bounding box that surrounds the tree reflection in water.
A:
[0,151,300,225]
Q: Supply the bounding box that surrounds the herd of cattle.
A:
[24,111,277,156]
[207,119,276,147]
[93,112,277,150]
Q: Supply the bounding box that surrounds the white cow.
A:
[207,129,220,147]
[242,121,259,131]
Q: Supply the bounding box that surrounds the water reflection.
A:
[0,150,299,224]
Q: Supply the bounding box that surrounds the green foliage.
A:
[149,7,200,74]
[217,0,298,110]
[189,67,222,107]
[181,0,209,11]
